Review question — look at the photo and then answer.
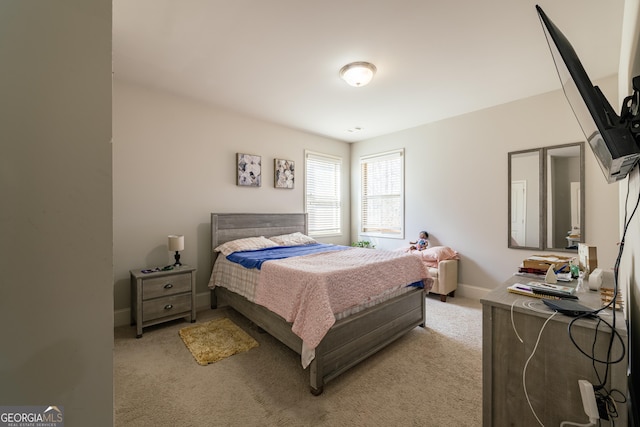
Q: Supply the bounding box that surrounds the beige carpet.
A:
[179,318,258,365]
[114,294,482,426]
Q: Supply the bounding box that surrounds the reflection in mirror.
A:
[545,144,583,251]
[508,142,584,252]
[509,150,541,249]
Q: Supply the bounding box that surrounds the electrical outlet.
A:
[578,380,600,421]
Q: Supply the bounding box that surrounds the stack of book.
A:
[516,255,574,280]
[508,281,577,299]
[517,265,548,278]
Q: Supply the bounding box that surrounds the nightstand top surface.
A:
[130,265,196,278]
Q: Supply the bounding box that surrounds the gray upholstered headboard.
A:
[210,213,308,262]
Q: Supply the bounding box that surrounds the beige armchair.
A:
[428,259,458,302]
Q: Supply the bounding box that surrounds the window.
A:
[305,151,342,236]
[360,149,404,238]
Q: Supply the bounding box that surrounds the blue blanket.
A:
[226,243,349,270]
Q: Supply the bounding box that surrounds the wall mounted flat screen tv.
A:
[536,5,640,184]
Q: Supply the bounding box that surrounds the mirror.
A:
[508,142,584,252]
[509,149,542,249]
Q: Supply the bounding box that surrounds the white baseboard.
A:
[456,283,491,300]
[114,291,212,328]
[113,307,130,328]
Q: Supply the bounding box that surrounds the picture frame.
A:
[274,158,294,189]
[237,153,261,187]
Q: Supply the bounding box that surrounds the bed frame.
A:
[210,213,426,395]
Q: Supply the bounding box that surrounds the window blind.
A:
[305,151,342,236]
[360,149,404,237]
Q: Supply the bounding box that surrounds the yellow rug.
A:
[179,318,259,365]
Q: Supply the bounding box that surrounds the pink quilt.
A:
[254,247,432,352]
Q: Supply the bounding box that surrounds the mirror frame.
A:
[508,142,585,252]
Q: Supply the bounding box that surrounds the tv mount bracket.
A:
[620,75,640,141]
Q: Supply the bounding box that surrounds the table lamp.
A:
[168,235,184,266]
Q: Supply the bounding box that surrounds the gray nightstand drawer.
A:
[143,294,192,322]
[142,273,191,299]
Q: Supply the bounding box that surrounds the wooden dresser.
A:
[130,265,196,338]
[481,276,627,426]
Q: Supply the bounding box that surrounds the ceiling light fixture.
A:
[339,62,377,87]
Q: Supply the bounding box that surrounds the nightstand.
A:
[130,265,196,338]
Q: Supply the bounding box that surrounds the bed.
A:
[208,213,430,395]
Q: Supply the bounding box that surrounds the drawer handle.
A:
[164,283,173,289]
[164,304,173,310]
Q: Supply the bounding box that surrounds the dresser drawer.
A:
[142,273,191,299]
[142,293,192,322]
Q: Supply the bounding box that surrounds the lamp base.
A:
[173,251,182,266]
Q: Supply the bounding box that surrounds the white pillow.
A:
[268,232,317,246]
[214,236,278,256]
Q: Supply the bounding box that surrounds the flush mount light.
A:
[339,62,377,87]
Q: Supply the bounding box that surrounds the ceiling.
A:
[113,0,625,142]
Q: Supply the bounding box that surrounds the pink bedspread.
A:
[254,247,431,351]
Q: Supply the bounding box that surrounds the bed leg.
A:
[210,289,217,309]
[309,358,324,396]
[420,290,426,327]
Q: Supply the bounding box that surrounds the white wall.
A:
[0,1,113,425]
[115,76,623,313]
[618,0,640,420]
[351,77,621,293]
[113,80,351,320]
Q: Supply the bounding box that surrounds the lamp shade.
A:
[339,62,377,87]
[168,235,184,251]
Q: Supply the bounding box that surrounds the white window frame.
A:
[304,150,342,237]
[360,148,405,239]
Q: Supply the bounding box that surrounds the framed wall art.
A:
[237,153,262,187]
[274,158,294,189]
